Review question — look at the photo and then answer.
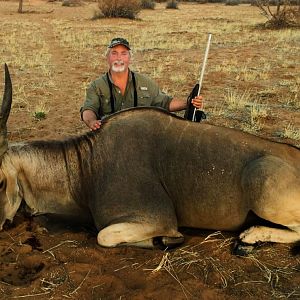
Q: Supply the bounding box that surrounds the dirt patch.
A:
[1,216,300,299]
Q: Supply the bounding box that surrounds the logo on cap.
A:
[108,38,131,50]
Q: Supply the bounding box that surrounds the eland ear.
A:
[3,168,22,223]
[0,162,22,225]
[2,160,21,208]
[5,171,20,206]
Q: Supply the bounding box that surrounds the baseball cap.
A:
[108,38,131,50]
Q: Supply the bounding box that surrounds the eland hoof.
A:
[233,241,255,256]
[153,235,184,249]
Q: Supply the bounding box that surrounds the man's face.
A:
[107,45,131,73]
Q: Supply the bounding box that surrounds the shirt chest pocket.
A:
[138,88,151,106]
[100,96,113,115]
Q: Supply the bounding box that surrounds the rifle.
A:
[184,33,212,122]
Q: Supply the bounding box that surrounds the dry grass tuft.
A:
[112,233,300,298]
[281,123,300,140]
[146,232,235,294]
[224,88,252,110]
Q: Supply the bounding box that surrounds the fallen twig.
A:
[68,269,91,296]
[42,240,79,254]
[11,291,51,298]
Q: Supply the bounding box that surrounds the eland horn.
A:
[0,64,12,159]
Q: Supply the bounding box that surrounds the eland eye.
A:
[0,179,6,191]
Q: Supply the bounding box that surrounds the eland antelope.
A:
[0,64,300,249]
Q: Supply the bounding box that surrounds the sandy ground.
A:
[0,1,300,299]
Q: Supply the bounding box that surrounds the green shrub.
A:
[166,0,178,9]
[97,0,141,19]
[32,102,49,121]
[34,111,46,121]
[141,0,156,9]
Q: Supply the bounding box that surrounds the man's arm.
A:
[168,96,203,112]
[82,110,101,131]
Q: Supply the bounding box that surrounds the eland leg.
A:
[240,225,300,244]
[241,155,300,244]
[97,222,183,248]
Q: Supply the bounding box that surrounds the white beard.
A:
[111,60,126,73]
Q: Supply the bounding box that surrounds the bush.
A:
[91,9,104,20]
[266,0,299,4]
[225,0,240,4]
[62,0,83,6]
[141,0,156,9]
[166,0,178,8]
[256,0,300,28]
[97,0,141,19]
[207,0,223,3]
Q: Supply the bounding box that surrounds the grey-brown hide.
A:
[0,65,300,248]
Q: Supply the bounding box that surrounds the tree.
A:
[18,0,23,13]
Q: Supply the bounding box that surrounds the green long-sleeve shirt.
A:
[80,71,172,119]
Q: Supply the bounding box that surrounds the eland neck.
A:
[4,138,94,220]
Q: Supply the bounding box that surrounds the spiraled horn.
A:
[0,64,12,159]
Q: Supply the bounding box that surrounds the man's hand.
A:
[82,110,101,131]
[191,95,204,109]
[89,120,101,131]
